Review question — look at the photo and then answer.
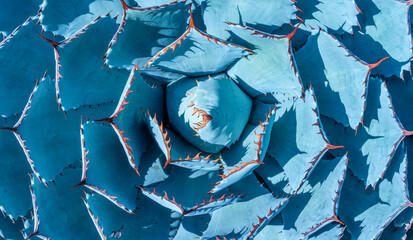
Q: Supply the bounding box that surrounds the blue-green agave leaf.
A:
[339,143,412,240]
[295,30,387,129]
[387,76,413,130]
[145,112,222,171]
[173,214,210,239]
[140,167,223,212]
[227,23,303,104]
[78,121,140,213]
[0,0,42,35]
[137,0,178,7]
[406,135,413,201]
[210,107,276,193]
[17,76,81,182]
[254,155,293,201]
[83,192,170,239]
[166,74,252,153]
[39,0,134,39]
[48,15,129,111]
[0,214,28,240]
[380,222,410,240]
[202,0,297,39]
[281,155,348,239]
[257,213,345,240]
[380,204,412,240]
[145,9,249,77]
[248,99,275,125]
[97,66,165,175]
[141,187,242,216]
[142,144,170,187]
[0,130,32,220]
[307,223,346,240]
[254,213,285,240]
[296,0,359,33]
[202,174,288,240]
[358,0,412,76]
[104,0,189,70]
[267,87,340,193]
[338,0,412,78]
[0,17,54,121]
[354,77,412,187]
[31,168,100,239]
[380,136,413,240]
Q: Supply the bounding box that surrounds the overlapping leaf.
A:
[338,0,412,78]
[296,0,359,33]
[295,30,385,129]
[39,0,135,39]
[339,143,412,240]
[145,9,249,77]
[97,65,165,174]
[52,15,129,111]
[145,111,221,171]
[202,174,288,240]
[17,76,82,182]
[281,155,348,239]
[267,88,340,193]
[355,77,412,187]
[83,192,170,239]
[227,23,303,104]
[166,74,252,153]
[210,107,276,193]
[31,168,101,239]
[140,167,225,213]
[0,130,32,220]
[0,17,54,121]
[104,0,189,71]
[79,121,140,213]
[202,0,297,39]
[0,0,42,35]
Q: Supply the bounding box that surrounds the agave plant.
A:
[1,0,413,239]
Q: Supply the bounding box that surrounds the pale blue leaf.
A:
[83,192,170,239]
[17,76,81,181]
[202,175,288,240]
[32,168,100,239]
[105,1,189,70]
[99,66,165,173]
[146,14,248,77]
[267,88,337,193]
[281,155,348,239]
[166,74,252,153]
[55,16,129,111]
[140,167,223,211]
[338,0,412,78]
[210,108,276,193]
[339,143,412,240]
[0,17,54,120]
[295,30,380,129]
[296,0,359,33]
[354,77,412,187]
[39,0,131,39]
[307,223,346,240]
[227,23,303,104]
[145,112,221,171]
[80,121,140,213]
[202,0,297,39]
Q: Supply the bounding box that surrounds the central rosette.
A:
[166,74,252,153]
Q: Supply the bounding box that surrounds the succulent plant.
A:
[1,0,413,239]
